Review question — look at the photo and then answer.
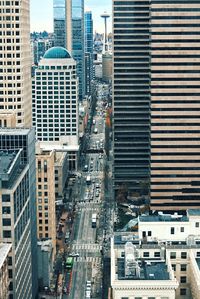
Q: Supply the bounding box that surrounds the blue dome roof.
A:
[44,47,71,59]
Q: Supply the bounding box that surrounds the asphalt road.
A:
[66,95,107,299]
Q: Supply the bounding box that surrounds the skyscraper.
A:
[0,0,32,127]
[150,1,200,211]
[32,47,79,141]
[113,0,151,197]
[0,128,38,299]
[71,0,85,100]
[53,0,66,48]
[53,0,72,51]
[85,11,93,95]
[113,0,200,211]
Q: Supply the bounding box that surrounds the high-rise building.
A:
[53,0,85,100]
[113,0,151,196]
[85,11,93,95]
[0,0,32,127]
[53,0,66,48]
[0,128,38,299]
[0,150,33,299]
[32,47,79,141]
[150,1,200,211]
[113,0,200,211]
[35,148,56,255]
[53,0,72,50]
[71,0,85,100]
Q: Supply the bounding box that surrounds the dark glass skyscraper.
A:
[113,0,151,197]
[85,11,93,95]
[72,0,85,99]
[53,0,66,48]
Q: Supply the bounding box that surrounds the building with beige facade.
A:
[0,0,32,127]
[150,0,200,211]
[35,147,56,256]
[0,243,12,299]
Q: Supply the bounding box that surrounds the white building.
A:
[111,210,200,299]
[111,237,179,299]
[32,46,79,141]
[0,0,32,127]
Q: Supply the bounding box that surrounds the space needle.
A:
[100,12,110,53]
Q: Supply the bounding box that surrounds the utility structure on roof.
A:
[100,12,110,53]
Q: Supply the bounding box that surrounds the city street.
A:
[66,84,112,299]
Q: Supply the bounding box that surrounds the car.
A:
[85,290,91,298]
[86,281,92,287]
[69,252,79,257]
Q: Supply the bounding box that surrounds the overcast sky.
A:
[30,0,112,33]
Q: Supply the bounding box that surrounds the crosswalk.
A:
[72,243,102,251]
[75,256,102,263]
[77,203,99,209]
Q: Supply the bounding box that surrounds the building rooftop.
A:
[117,259,169,281]
[139,213,189,222]
[0,151,17,175]
[44,47,71,59]
[187,209,200,216]
[0,128,31,135]
[0,243,12,269]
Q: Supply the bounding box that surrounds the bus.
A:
[92,213,97,228]
[66,257,74,270]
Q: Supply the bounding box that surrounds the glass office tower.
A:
[113,0,151,197]
[85,11,93,95]
[53,0,66,47]
[71,0,85,100]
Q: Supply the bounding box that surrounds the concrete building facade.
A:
[0,149,33,299]
[0,0,32,127]
[32,47,79,142]
[0,128,38,299]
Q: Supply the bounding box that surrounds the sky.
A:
[30,0,112,33]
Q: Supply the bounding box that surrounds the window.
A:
[171,227,175,234]
[148,231,152,236]
[181,252,187,259]
[121,252,125,258]
[3,230,11,238]
[180,288,186,296]
[197,252,200,257]
[172,264,176,271]
[180,264,187,271]
[2,207,10,214]
[170,252,176,259]
[2,194,10,202]
[195,222,199,228]
[180,276,187,283]
[121,298,128,299]
[154,252,160,258]
[180,227,184,232]
[3,219,11,226]
[143,252,149,258]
